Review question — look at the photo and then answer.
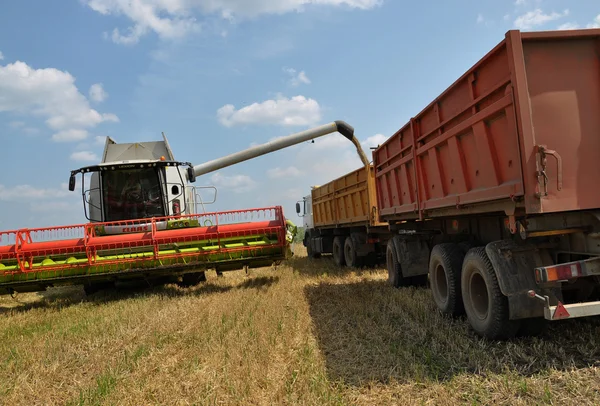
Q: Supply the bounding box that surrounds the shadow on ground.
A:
[304,279,600,386]
[286,251,383,278]
[0,273,279,315]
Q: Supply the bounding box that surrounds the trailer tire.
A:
[333,236,345,267]
[461,247,520,340]
[429,243,465,317]
[344,236,360,268]
[386,240,408,288]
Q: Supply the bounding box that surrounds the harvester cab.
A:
[68,133,217,232]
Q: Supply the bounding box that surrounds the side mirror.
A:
[295,202,301,214]
[187,167,196,183]
[68,174,76,191]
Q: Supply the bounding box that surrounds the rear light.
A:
[536,262,582,283]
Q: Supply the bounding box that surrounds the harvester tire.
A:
[461,247,520,340]
[429,243,465,317]
[333,236,345,267]
[180,271,207,287]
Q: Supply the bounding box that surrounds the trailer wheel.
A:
[429,243,465,317]
[461,247,520,340]
[344,236,360,268]
[333,236,345,267]
[386,240,408,288]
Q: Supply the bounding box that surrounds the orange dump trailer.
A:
[299,28,600,339]
[374,28,600,339]
[298,164,392,267]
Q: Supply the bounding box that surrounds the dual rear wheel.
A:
[429,243,546,339]
[333,236,362,268]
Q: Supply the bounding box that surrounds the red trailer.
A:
[373,28,600,339]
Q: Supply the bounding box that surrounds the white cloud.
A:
[285,68,311,86]
[588,15,600,28]
[89,83,108,102]
[362,133,387,149]
[52,129,89,142]
[210,172,257,193]
[84,0,380,44]
[29,201,79,213]
[514,9,569,30]
[95,135,108,146]
[9,120,24,128]
[267,166,302,179]
[70,151,100,162]
[0,184,70,202]
[0,51,4,60]
[217,95,321,127]
[0,61,119,141]
[558,22,579,30]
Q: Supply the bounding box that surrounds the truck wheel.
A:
[306,240,321,259]
[386,240,408,288]
[333,236,345,267]
[461,247,520,340]
[344,236,360,268]
[429,243,465,317]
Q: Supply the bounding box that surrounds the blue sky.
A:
[0,0,599,230]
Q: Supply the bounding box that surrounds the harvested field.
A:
[0,244,599,405]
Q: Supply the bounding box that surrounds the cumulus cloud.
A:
[588,15,600,28]
[362,133,388,149]
[217,95,321,127]
[52,129,89,142]
[0,51,3,60]
[267,166,302,179]
[514,8,569,30]
[210,172,257,193]
[0,61,118,142]
[85,0,380,44]
[89,83,108,102]
[70,151,100,162]
[285,68,311,86]
[0,184,70,201]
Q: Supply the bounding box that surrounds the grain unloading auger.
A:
[0,121,362,295]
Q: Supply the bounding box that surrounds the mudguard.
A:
[485,240,558,319]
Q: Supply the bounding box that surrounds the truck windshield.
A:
[101,167,166,221]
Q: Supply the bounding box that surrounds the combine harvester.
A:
[0,121,358,295]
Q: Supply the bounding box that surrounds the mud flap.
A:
[485,240,558,319]
[392,235,430,277]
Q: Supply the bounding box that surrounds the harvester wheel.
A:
[180,271,207,287]
[344,236,360,268]
[429,243,466,317]
[461,247,520,340]
[386,240,408,288]
[333,236,345,267]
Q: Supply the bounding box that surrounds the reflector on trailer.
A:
[553,302,571,319]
